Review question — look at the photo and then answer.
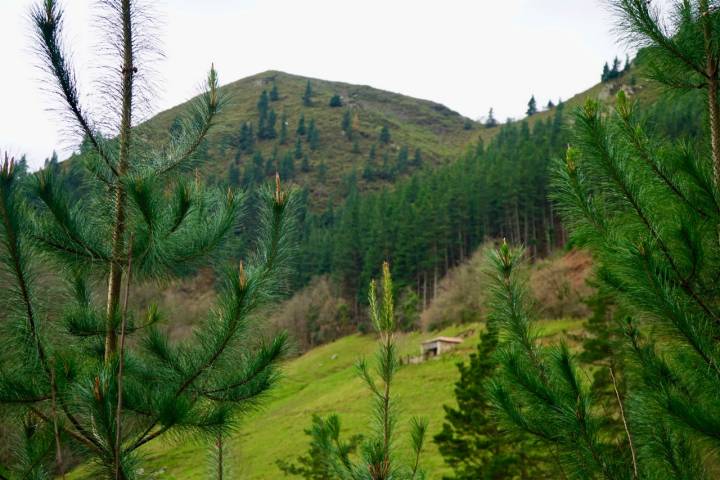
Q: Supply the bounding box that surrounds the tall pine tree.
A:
[0,1,298,478]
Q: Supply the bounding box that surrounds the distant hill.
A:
[139,70,481,206]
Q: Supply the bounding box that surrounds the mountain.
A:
[140,70,482,206]
[122,65,656,338]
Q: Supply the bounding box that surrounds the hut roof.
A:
[421,336,463,345]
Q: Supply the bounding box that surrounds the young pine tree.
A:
[395,146,409,174]
[526,95,537,116]
[257,90,270,139]
[279,112,288,145]
[485,108,498,128]
[0,2,298,478]
[303,80,313,107]
[295,136,304,160]
[489,2,720,478]
[602,61,611,81]
[297,114,307,136]
[312,263,428,480]
[266,109,278,140]
[342,109,352,139]
[301,154,311,173]
[412,148,422,168]
[280,151,296,179]
[329,94,343,108]
[379,125,391,145]
[435,316,556,479]
[307,119,320,150]
[276,414,362,479]
[486,243,635,480]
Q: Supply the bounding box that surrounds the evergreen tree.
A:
[266,109,278,139]
[602,61,611,82]
[301,153,311,173]
[294,136,304,159]
[270,83,279,101]
[623,54,631,73]
[307,119,319,150]
[611,55,622,77]
[546,99,555,109]
[412,148,422,167]
[526,95,537,116]
[395,146,409,174]
[317,159,328,182]
[228,161,241,187]
[381,151,393,180]
[246,150,265,184]
[265,155,276,177]
[257,90,270,138]
[43,150,60,174]
[0,2,298,478]
[303,80,313,106]
[363,157,376,181]
[379,125,391,144]
[490,2,720,478]
[297,114,306,136]
[486,244,634,479]
[368,143,377,161]
[313,264,428,479]
[341,109,352,139]
[485,108,498,128]
[238,122,255,152]
[329,94,342,107]
[279,112,288,145]
[15,155,29,177]
[276,414,362,479]
[280,151,295,179]
[352,139,360,154]
[435,317,554,479]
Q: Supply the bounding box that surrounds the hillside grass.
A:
[68,318,584,479]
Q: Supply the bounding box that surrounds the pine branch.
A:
[610,367,637,479]
[614,92,712,219]
[30,0,118,176]
[128,181,295,452]
[575,100,720,325]
[154,66,222,177]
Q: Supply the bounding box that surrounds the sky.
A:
[0,0,663,169]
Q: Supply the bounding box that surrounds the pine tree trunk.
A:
[514,199,521,245]
[702,0,720,190]
[216,432,224,480]
[105,0,134,365]
[423,272,427,310]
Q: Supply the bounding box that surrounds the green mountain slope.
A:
[67,318,583,480]
[141,70,480,205]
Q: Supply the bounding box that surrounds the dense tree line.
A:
[294,106,569,311]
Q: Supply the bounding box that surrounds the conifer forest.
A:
[2,0,720,479]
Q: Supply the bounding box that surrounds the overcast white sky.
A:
[1,0,664,169]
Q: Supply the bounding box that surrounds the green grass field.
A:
[68,318,584,479]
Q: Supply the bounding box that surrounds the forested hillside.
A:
[55,53,706,334]
[296,105,569,314]
[133,70,481,205]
